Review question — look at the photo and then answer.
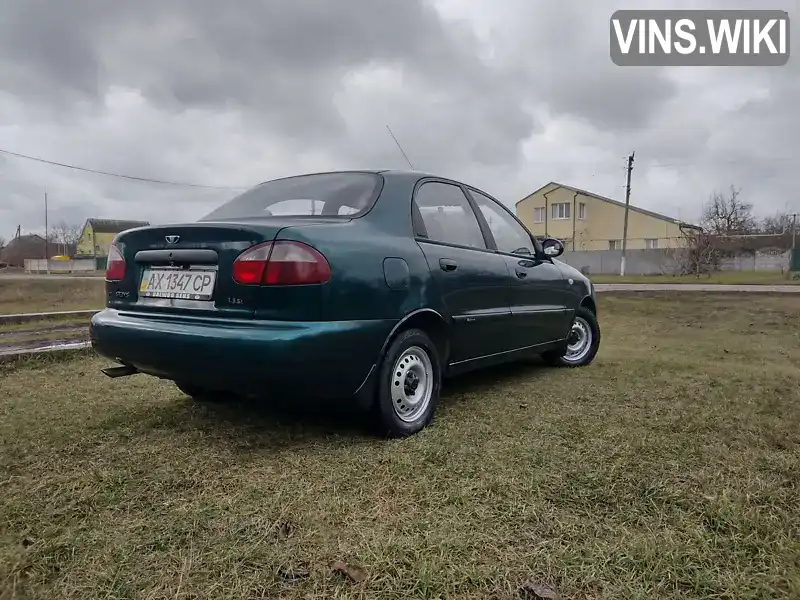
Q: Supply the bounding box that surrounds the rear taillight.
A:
[105,244,126,281]
[232,241,331,286]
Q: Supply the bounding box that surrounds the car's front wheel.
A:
[543,305,600,367]
[373,328,442,437]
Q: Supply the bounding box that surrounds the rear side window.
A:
[414,182,487,250]
[200,172,383,220]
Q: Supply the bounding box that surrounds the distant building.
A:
[75,219,150,260]
[516,182,700,251]
[54,242,78,258]
[0,234,47,267]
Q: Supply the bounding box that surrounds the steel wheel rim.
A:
[390,346,433,423]
[564,316,592,363]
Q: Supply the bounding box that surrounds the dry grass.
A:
[1,293,799,599]
[0,317,92,356]
[0,326,88,347]
[0,279,105,315]
[0,316,91,334]
[590,270,800,285]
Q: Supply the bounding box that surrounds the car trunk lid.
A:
[108,219,338,319]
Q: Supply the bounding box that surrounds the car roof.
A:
[253,169,441,187]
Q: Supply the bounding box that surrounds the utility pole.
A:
[791,213,798,277]
[620,151,635,276]
[44,192,50,275]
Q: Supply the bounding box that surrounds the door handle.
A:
[439,258,458,272]
[515,268,527,279]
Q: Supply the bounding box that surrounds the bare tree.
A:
[0,236,5,250]
[760,211,793,235]
[48,221,82,256]
[669,185,755,278]
[674,225,721,277]
[701,185,757,236]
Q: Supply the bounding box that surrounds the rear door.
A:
[466,188,570,347]
[412,180,513,363]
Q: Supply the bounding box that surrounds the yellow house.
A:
[75,219,150,259]
[516,182,700,251]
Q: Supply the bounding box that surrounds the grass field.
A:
[2,293,800,599]
[0,317,92,356]
[590,271,800,285]
[0,325,88,348]
[0,279,105,315]
[0,316,90,334]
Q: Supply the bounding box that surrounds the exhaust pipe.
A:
[101,364,139,378]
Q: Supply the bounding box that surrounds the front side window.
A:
[469,190,536,256]
[200,172,382,220]
[414,182,487,250]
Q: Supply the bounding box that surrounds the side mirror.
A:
[541,237,565,258]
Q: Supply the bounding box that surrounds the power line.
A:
[0,144,793,193]
[0,147,248,190]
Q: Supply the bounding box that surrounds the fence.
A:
[560,249,792,276]
[24,258,98,273]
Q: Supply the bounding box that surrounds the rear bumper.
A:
[90,309,396,400]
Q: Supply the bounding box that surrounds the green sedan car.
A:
[90,170,600,437]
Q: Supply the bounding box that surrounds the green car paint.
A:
[90,170,595,405]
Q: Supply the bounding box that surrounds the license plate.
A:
[139,268,216,301]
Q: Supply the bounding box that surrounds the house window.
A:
[645,238,659,249]
[551,202,571,220]
[608,240,621,250]
[533,207,545,223]
[578,202,587,220]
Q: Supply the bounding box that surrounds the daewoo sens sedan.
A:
[90,170,600,437]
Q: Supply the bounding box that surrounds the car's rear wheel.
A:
[543,305,600,367]
[175,382,231,402]
[373,328,441,437]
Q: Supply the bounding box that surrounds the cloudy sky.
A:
[0,0,797,242]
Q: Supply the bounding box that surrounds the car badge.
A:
[165,235,180,244]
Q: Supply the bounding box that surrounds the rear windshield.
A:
[200,172,383,220]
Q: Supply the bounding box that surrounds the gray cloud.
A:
[0,0,798,241]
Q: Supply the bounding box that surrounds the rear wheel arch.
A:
[380,309,450,369]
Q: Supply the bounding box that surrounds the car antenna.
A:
[385,125,415,170]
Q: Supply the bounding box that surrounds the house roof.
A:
[0,234,47,265]
[6,234,45,246]
[86,219,150,234]
[516,181,701,230]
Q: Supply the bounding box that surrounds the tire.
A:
[372,328,442,437]
[175,382,231,402]
[543,305,601,368]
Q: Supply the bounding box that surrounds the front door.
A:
[502,255,568,345]
[413,181,513,364]
[465,188,570,349]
